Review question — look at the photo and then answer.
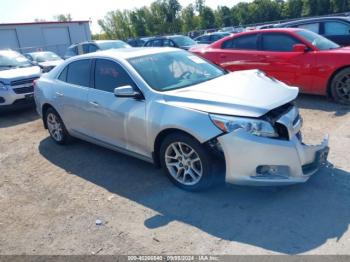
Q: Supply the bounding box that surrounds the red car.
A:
[190,28,350,104]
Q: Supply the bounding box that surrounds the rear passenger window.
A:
[58,67,68,82]
[222,34,258,50]
[163,39,175,47]
[297,23,320,33]
[94,59,135,93]
[324,21,350,35]
[152,39,163,47]
[67,60,91,87]
[89,44,99,52]
[262,33,300,52]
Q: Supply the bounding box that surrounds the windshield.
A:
[296,30,340,50]
[128,51,226,91]
[0,51,32,70]
[31,52,61,62]
[98,41,131,50]
[170,36,196,47]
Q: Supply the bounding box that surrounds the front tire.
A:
[160,133,218,191]
[330,68,350,105]
[45,108,70,144]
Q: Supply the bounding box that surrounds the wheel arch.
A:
[327,65,350,98]
[152,128,205,168]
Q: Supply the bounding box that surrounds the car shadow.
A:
[39,137,350,255]
[0,106,39,128]
[296,94,350,116]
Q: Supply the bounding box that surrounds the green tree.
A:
[282,0,303,18]
[130,8,148,37]
[199,6,215,29]
[98,10,133,39]
[181,4,197,32]
[331,0,348,12]
[54,14,72,22]
[215,6,232,27]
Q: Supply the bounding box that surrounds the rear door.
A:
[55,59,92,134]
[209,33,263,71]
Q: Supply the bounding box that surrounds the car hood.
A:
[0,66,41,84]
[38,60,63,68]
[162,70,299,118]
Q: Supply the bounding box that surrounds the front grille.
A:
[13,86,34,94]
[10,77,39,87]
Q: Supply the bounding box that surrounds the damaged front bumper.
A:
[218,130,329,186]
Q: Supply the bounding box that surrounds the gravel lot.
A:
[0,94,350,255]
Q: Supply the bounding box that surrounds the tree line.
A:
[96,0,350,39]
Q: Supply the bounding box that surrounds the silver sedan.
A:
[34,47,329,191]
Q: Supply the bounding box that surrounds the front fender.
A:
[148,101,223,152]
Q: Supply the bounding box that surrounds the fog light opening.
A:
[255,165,290,179]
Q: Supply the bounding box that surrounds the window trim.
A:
[92,58,144,97]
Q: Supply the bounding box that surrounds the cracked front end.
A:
[215,103,329,186]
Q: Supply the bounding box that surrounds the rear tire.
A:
[45,108,71,145]
[159,133,219,191]
[330,68,350,105]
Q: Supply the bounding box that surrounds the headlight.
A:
[210,114,278,138]
[0,82,9,91]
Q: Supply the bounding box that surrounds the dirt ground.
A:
[0,94,350,255]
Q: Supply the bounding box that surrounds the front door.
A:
[87,59,148,156]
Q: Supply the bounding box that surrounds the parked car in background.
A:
[64,40,131,59]
[25,51,63,73]
[256,24,276,29]
[144,35,197,50]
[127,37,152,47]
[0,50,41,110]
[191,28,350,104]
[276,16,350,46]
[34,47,328,191]
[194,32,231,44]
[219,26,245,33]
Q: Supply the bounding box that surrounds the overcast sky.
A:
[0,0,249,33]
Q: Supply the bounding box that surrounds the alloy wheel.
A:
[334,75,350,102]
[165,142,203,186]
[47,113,63,142]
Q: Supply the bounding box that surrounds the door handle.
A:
[55,92,64,97]
[219,54,227,58]
[89,101,99,107]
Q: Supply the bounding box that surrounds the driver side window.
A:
[94,59,135,93]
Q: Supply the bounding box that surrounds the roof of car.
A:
[146,35,187,40]
[26,51,54,55]
[233,28,301,35]
[76,47,180,60]
[278,16,350,26]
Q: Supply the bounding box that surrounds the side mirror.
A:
[292,44,307,52]
[114,85,143,99]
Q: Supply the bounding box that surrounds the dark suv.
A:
[64,40,131,59]
[143,35,197,50]
[276,16,350,46]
